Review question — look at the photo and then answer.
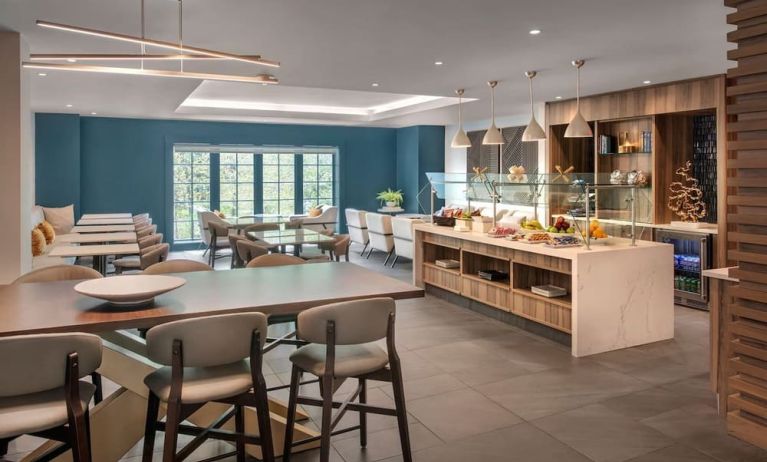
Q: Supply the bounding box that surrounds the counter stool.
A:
[0,333,102,462]
[141,313,274,462]
[283,298,411,462]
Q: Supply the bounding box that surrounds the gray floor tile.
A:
[381,373,466,402]
[624,444,719,462]
[599,386,703,421]
[332,423,442,462]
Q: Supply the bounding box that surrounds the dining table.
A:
[0,263,424,461]
[80,213,133,220]
[57,232,137,244]
[76,217,136,226]
[48,243,140,275]
[248,228,335,255]
[70,224,136,233]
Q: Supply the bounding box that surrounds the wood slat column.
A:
[725,0,767,449]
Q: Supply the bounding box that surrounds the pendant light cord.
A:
[179,0,184,72]
[458,93,463,127]
[528,77,534,113]
[576,66,580,109]
[140,0,145,69]
[490,86,496,124]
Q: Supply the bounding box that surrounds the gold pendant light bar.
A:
[30,53,265,61]
[36,20,280,68]
[23,61,279,84]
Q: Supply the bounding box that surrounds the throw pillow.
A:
[42,204,75,235]
[308,207,322,217]
[31,228,47,256]
[37,221,56,245]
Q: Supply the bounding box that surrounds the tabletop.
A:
[248,228,334,246]
[57,232,137,244]
[48,243,140,258]
[77,218,135,225]
[80,213,132,220]
[0,262,424,336]
[228,215,296,229]
[71,224,136,233]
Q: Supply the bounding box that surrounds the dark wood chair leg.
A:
[68,404,91,462]
[390,360,412,462]
[142,392,160,462]
[162,400,181,462]
[320,373,334,462]
[359,378,367,448]
[91,373,103,404]
[0,437,12,456]
[254,383,275,462]
[235,404,246,462]
[282,366,301,462]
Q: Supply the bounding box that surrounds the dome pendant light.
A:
[482,80,504,145]
[451,89,471,148]
[564,59,593,138]
[522,71,546,141]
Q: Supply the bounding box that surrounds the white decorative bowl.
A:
[74,275,186,306]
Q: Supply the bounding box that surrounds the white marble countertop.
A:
[414,223,670,260]
[702,267,739,282]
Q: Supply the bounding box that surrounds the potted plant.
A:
[376,188,403,208]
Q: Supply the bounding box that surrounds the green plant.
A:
[376,188,403,206]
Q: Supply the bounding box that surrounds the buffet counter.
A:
[413,223,675,357]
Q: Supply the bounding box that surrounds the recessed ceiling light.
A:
[90,112,97,115]
[371,82,379,87]
[529,29,541,35]
[555,96,562,100]
[37,72,47,76]
[66,104,72,108]
[66,58,77,63]
[434,61,443,66]
[643,80,651,84]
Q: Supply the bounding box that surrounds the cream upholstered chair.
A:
[142,313,274,462]
[114,243,169,274]
[283,298,411,462]
[13,265,103,284]
[365,213,395,265]
[143,259,213,275]
[292,205,338,233]
[236,239,270,266]
[391,217,424,267]
[0,333,102,462]
[345,208,369,255]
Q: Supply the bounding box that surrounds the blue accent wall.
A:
[35,113,81,216]
[396,125,445,213]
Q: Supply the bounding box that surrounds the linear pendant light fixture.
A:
[522,71,545,141]
[482,80,504,145]
[564,59,592,138]
[451,89,471,148]
[23,0,279,84]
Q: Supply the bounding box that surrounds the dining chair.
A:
[136,224,157,239]
[143,259,213,275]
[365,213,395,265]
[114,243,169,274]
[207,221,232,267]
[229,234,247,269]
[282,298,411,462]
[133,217,152,228]
[138,232,163,250]
[236,239,270,266]
[141,313,274,462]
[0,333,102,462]
[345,209,369,255]
[133,213,150,222]
[391,217,424,267]
[246,253,306,268]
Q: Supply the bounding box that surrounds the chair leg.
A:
[390,361,413,462]
[366,248,373,259]
[320,374,334,462]
[359,378,367,448]
[390,255,399,268]
[282,366,301,462]
[360,242,368,255]
[383,250,394,266]
[253,380,275,462]
[162,400,181,462]
[68,404,91,462]
[0,438,10,457]
[235,404,246,462]
[91,373,103,405]
[142,392,160,462]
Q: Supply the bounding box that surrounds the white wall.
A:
[442,102,547,221]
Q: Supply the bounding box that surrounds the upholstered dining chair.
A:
[113,243,169,274]
[229,234,247,268]
[133,213,150,222]
[302,234,350,262]
[391,217,424,267]
[0,333,102,462]
[282,298,411,462]
[246,253,306,268]
[141,313,274,462]
[365,213,395,265]
[344,208,369,254]
[207,220,232,267]
[143,259,213,275]
[135,224,157,239]
[236,239,270,266]
[138,232,163,250]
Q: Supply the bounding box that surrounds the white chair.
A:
[365,213,395,265]
[197,211,231,262]
[292,205,338,233]
[345,208,369,254]
[391,217,424,267]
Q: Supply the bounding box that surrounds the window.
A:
[302,152,335,212]
[171,145,337,243]
[262,153,295,216]
[172,151,211,241]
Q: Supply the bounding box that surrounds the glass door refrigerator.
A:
[655,229,711,310]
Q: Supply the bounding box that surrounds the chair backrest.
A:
[140,243,169,269]
[143,259,213,275]
[13,265,103,284]
[196,210,211,245]
[208,220,230,240]
[246,253,306,268]
[297,298,395,345]
[366,213,392,234]
[134,217,152,227]
[391,217,421,241]
[285,220,303,230]
[146,313,268,367]
[236,239,269,264]
[0,333,102,397]
[243,223,280,233]
[136,224,157,239]
[345,208,367,229]
[133,213,150,221]
[333,234,351,257]
[139,232,163,249]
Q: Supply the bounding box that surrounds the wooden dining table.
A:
[0,263,423,461]
[76,217,135,226]
[56,232,137,244]
[70,224,136,233]
[48,243,140,275]
[80,213,133,220]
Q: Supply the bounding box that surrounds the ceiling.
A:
[0,0,733,127]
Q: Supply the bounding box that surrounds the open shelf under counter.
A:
[413,223,675,357]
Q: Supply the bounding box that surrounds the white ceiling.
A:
[0,0,733,127]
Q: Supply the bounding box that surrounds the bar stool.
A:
[283,298,411,462]
[0,333,102,462]
[141,313,274,462]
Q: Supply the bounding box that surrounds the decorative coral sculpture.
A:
[668,161,706,223]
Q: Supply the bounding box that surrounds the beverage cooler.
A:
[655,229,711,310]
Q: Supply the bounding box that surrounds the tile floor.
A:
[4,244,766,462]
